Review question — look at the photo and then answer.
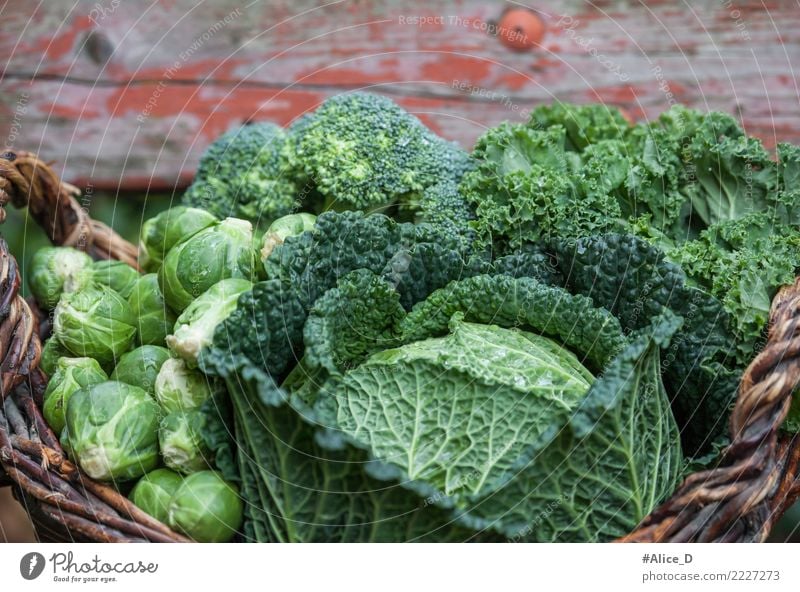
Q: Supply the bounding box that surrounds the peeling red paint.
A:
[42,16,94,60]
[122,58,246,84]
[1,0,797,190]
[296,65,400,86]
[530,56,562,70]
[495,72,532,90]
[248,90,326,126]
[591,85,640,104]
[43,102,100,119]
[420,54,492,84]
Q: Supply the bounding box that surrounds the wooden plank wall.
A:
[1,0,798,190]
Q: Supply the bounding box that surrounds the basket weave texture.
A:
[1,150,799,543]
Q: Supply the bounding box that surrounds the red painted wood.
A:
[0,0,798,190]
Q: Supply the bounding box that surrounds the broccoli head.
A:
[285,92,471,214]
[183,122,297,225]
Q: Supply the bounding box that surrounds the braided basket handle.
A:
[0,150,139,269]
[621,281,800,542]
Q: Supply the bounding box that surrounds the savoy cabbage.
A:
[199,211,699,542]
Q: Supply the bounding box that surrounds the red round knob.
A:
[496,8,545,51]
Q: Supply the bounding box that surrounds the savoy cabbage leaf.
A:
[225,366,490,542]
[550,233,738,456]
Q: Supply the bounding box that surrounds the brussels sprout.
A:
[28,247,92,309]
[60,426,73,458]
[130,468,184,524]
[128,274,177,346]
[139,206,218,272]
[159,409,211,474]
[87,260,140,299]
[65,381,160,481]
[260,212,316,265]
[40,338,71,377]
[53,284,137,365]
[111,346,171,396]
[167,471,243,542]
[166,278,252,366]
[43,357,108,434]
[154,357,215,412]
[159,218,256,312]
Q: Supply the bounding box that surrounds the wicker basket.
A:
[1,149,799,543]
[0,151,186,542]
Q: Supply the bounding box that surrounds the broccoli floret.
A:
[416,181,475,248]
[183,122,297,225]
[285,92,471,214]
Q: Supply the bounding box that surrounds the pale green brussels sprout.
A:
[130,468,184,524]
[28,247,92,309]
[159,218,256,312]
[167,471,243,542]
[166,278,252,366]
[43,357,108,434]
[60,426,73,458]
[87,260,140,299]
[53,284,137,365]
[111,346,171,396]
[154,357,215,413]
[139,206,218,272]
[40,338,71,377]
[159,409,211,474]
[260,212,316,266]
[65,381,160,481]
[128,274,177,346]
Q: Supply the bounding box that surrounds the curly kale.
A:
[285,93,472,214]
[668,213,800,364]
[183,122,297,225]
[661,107,777,230]
[622,125,686,234]
[529,102,631,150]
[461,122,625,246]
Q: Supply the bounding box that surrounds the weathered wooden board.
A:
[1,0,798,190]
